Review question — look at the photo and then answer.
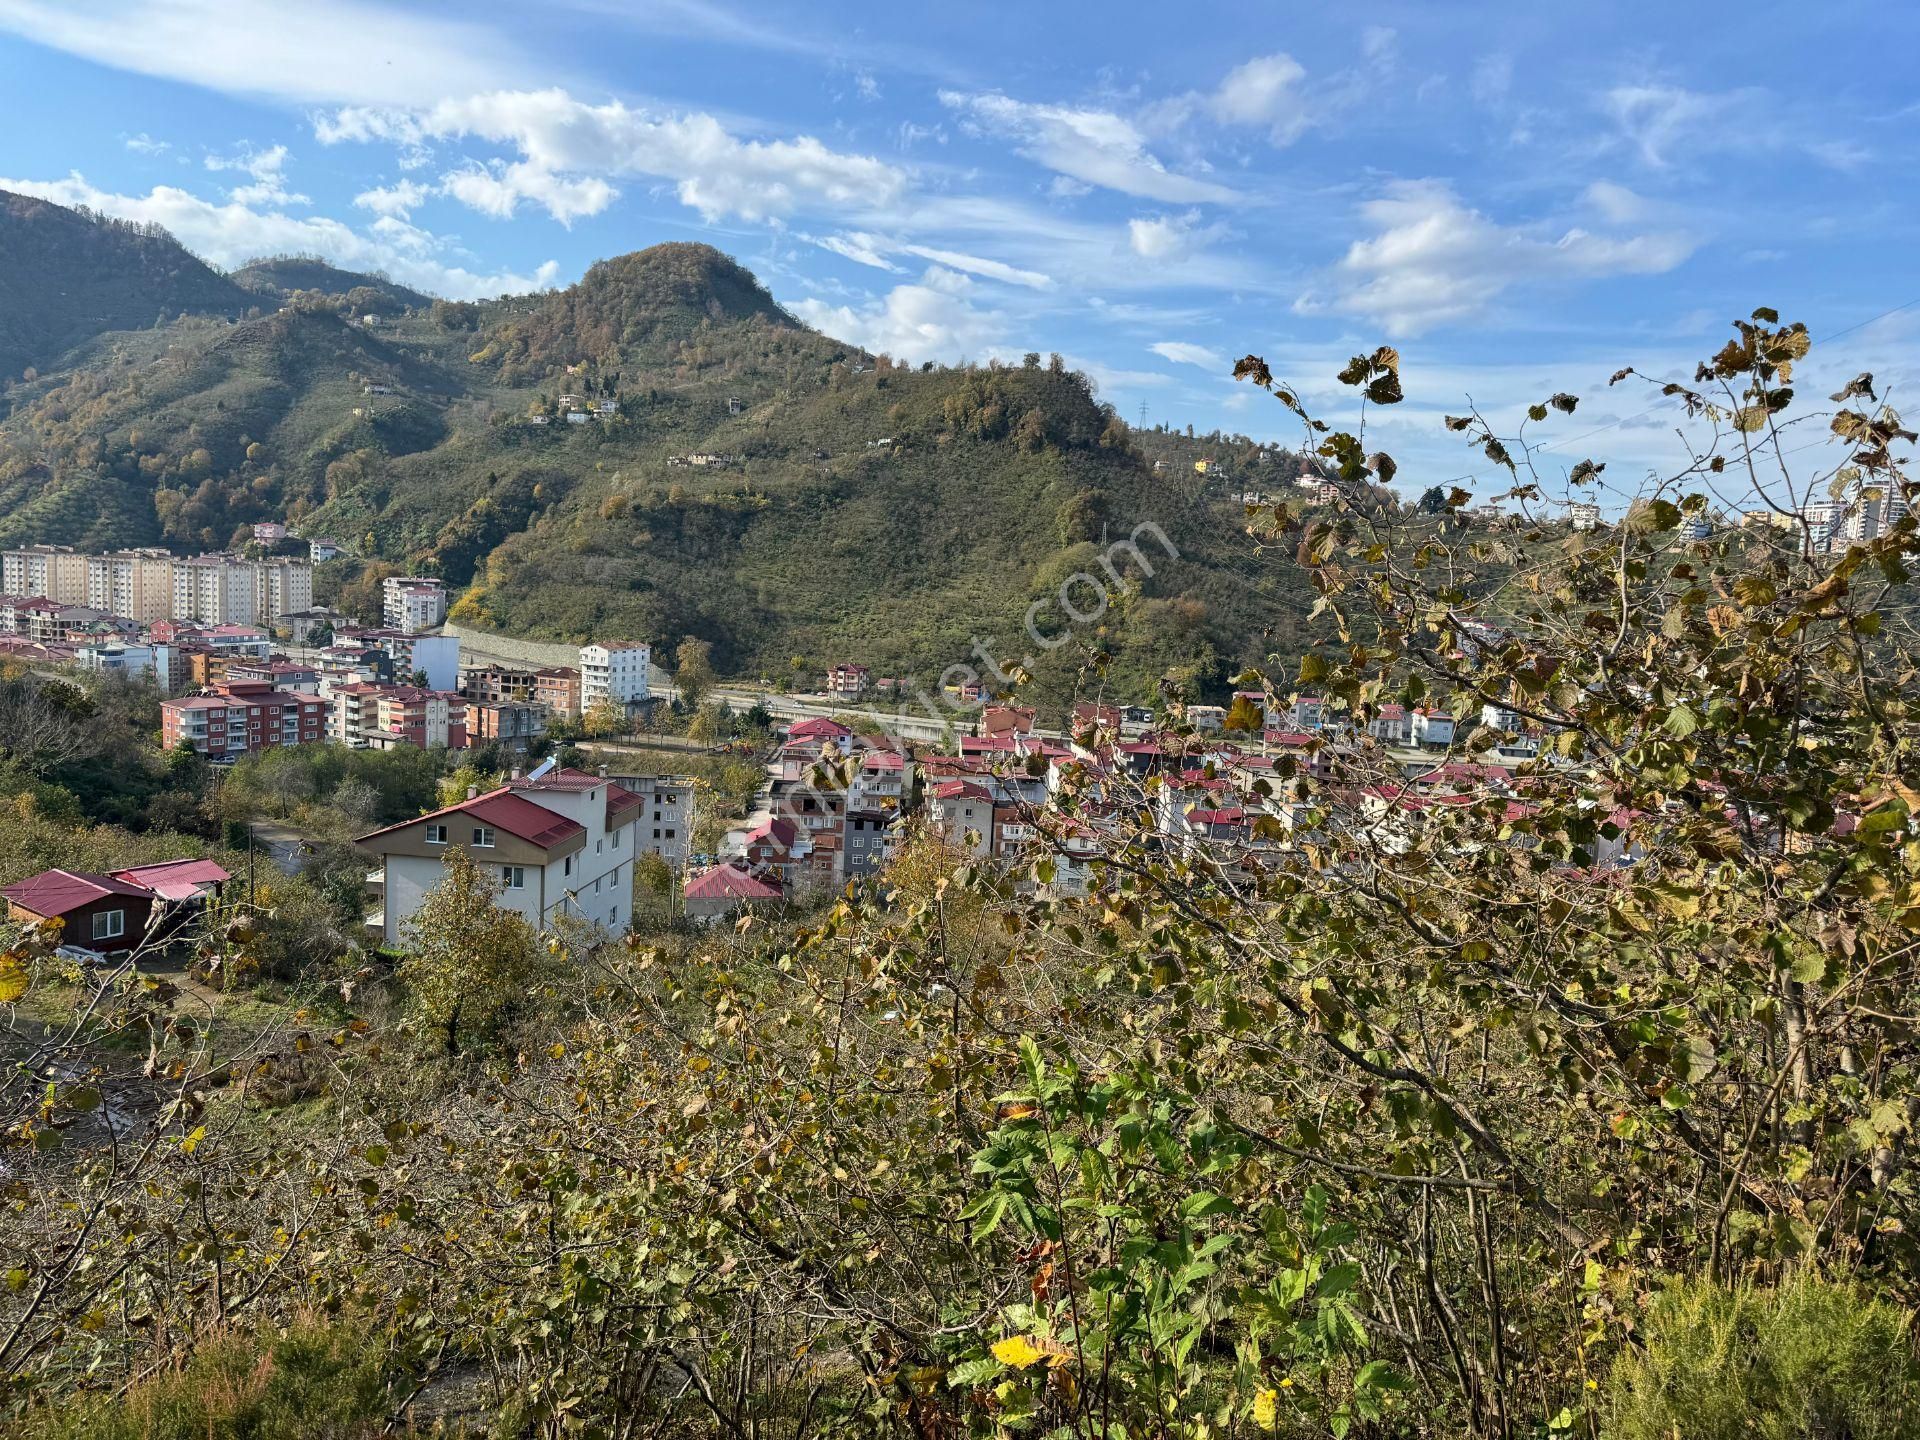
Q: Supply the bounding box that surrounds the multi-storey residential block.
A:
[580,643,650,711]
[356,767,645,944]
[161,681,329,759]
[85,549,176,623]
[381,576,447,633]
[532,667,582,719]
[329,683,469,751]
[1,546,88,604]
[469,700,548,750]
[607,773,695,868]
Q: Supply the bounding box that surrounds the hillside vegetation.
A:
[0,193,1327,700]
[0,191,247,383]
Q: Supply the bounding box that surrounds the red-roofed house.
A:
[683,863,784,923]
[786,716,853,745]
[1368,704,1410,745]
[110,858,231,903]
[356,768,644,944]
[981,705,1037,738]
[3,869,154,954]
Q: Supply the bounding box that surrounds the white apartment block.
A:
[580,642,651,709]
[171,555,260,625]
[383,577,448,633]
[356,767,644,945]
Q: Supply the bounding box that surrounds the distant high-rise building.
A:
[382,577,448,633]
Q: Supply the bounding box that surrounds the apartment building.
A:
[161,681,329,760]
[0,546,88,604]
[357,767,645,944]
[382,576,448,633]
[580,642,650,711]
[607,773,695,868]
[469,700,548,749]
[330,684,469,751]
[532,667,582,719]
[85,549,176,623]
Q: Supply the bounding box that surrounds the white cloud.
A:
[0,171,560,299]
[1128,210,1201,260]
[0,0,523,106]
[353,179,432,219]
[940,90,1236,204]
[1150,341,1226,370]
[1581,180,1651,225]
[789,267,1007,363]
[1603,85,1735,168]
[204,143,306,207]
[896,244,1052,290]
[810,231,900,271]
[1206,53,1310,141]
[1311,179,1695,336]
[123,132,171,155]
[854,70,880,102]
[318,88,908,226]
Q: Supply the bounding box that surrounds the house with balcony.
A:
[356,767,645,945]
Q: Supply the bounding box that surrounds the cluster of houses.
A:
[529,393,620,426]
[665,452,744,468]
[155,630,653,763]
[667,679,1560,924]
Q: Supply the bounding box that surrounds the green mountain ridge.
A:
[0,192,1320,700]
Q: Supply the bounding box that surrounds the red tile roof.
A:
[3,868,149,918]
[110,859,231,901]
[744,815,799,848]
[684,864,784,900]
[356,788,584,850]
[935,780,993,802]
[787,717,852,740]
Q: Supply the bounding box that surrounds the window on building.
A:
[665,829,675,840]
[611,829,620,848]
[472,826,496,847]
[609,905,618,926]
[595,839,603,854]
[501,866,525,889]
[93,909,126,940]
[563,855,572,876]
[425,824,447,844]
[653,828,661,840]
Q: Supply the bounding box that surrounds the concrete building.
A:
[161,681,329,760]
[85,549,176,623]
[1,546,88,605]
[330,684,468,751]
[607,773,695,869]
[74,643,156,680]
[356,767,645,945]
[382,576,448,633]
[469,700,548,750]
[580,643,650,711]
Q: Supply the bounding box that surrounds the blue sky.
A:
[2,0,1916,503]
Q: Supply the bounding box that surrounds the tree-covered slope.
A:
[0,189,248,384]
[0,231,1314,694]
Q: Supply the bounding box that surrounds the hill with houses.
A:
[0,190,1356,702]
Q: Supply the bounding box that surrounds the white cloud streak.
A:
[0,171,560,299]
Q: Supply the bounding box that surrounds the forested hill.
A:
[0,197,1328,699]
[0,189,249,381]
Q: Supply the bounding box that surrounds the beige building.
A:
[86,550,177,623]
[2,546,88,603]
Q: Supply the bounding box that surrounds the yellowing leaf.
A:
[993,1335,1044,1370]
[1253,1388,1279,1430]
